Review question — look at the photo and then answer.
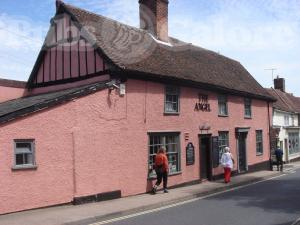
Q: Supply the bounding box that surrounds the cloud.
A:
[68,0,139,26]
[168,0,300,95]
[170,0,300,51]
[0,0,299,95]
[0,13,48,80]
[0,14,46,51]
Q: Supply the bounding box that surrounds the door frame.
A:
[235,128,250,173]
[199,134,213,181]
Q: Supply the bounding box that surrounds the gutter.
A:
[113,69,277,102]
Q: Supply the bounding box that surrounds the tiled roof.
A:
[0,78,26,88]
[266,88,300,113]
[0,81,108,124]
[59,1,274,101]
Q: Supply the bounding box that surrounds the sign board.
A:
[186,142,195,165]
[195,93,211,112]
[212,136,220,168]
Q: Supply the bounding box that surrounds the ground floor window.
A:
[218,131,229,158]
[148,132,180,177]
[256,130,263,155]
[288,133,299,155]
[14,139,35,168]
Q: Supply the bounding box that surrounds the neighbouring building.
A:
[0,78,26,103]
[267,77,300,163]
[0,0,275,214]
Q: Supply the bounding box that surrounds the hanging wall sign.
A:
[195,93,211,112]
[186,142,195,165]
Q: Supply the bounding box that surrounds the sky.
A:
[0,0,299,95]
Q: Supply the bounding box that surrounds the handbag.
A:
[155,164,164,174]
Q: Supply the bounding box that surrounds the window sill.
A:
[244,116,252,119]
[218,114,228,117]
[11,165,38,171]
[148,171,182,180]
[256,153,263,156]
[164,112,180,116]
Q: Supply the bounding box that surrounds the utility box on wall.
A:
[119,83,126,96]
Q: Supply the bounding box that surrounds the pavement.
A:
[1,161,300,225]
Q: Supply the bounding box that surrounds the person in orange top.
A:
[152,147,169,194]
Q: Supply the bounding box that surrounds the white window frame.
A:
[148,132,181,178]
[218,95,228,116]
[291,116,295,126]
[284,115,289,126]
[256,130,263,155]
[244,98,252,118]
[288,132,299,155]
[164,85,180,114]
[13,139,36,169]
[218,131,229,162]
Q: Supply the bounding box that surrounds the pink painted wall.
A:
[0,79,271,214]
[0,86,26,103]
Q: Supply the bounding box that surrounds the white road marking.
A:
[89,174,287,225]
[291,217,300,225]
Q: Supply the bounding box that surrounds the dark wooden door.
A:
[238,133,247,172]
[200,135,212,180]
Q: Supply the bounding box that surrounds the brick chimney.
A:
[139,0,169,42]
[274,76,285,92]
[56,0,63,10]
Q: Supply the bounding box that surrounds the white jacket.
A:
[220,152,233,169]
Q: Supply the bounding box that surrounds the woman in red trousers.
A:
[220,147,234,183]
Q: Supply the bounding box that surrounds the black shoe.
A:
[152,187,157,195]
[164,189,169,193]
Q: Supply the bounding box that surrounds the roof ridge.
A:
[62,1,239,63]
[51,1,274,101]
[271,88,295,112]
[0,78,27,88]
[62,2,149,36]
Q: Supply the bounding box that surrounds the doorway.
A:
[237,132,247,172]
[199,135,212,180]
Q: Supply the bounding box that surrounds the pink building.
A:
[0,78,26,103]
[0,0,275,214]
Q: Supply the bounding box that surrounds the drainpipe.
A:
[71,131,77,198]
[267,101,272,170]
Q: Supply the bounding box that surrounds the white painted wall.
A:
[273,109,300,161]
[273,111,298,127]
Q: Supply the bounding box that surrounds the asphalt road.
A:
[101,168,300,225]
